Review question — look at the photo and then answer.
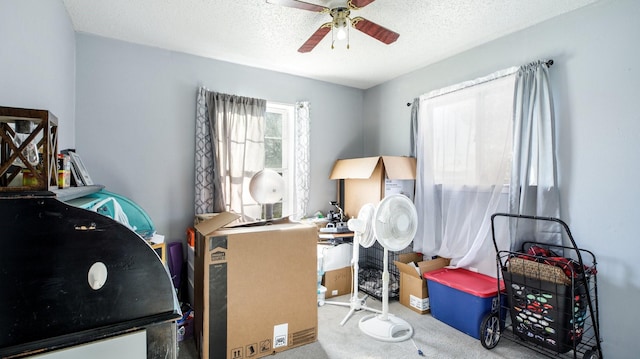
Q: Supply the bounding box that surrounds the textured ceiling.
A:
[62,0,599,89]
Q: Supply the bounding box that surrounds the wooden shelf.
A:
[51,184,104,202]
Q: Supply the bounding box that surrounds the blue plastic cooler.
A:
[423,268,504,339]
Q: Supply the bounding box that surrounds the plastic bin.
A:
[424,268,504,339]
[317,285,327,306]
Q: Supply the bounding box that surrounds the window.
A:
[415,70,517,275]
[263,102,294,218]
[427,74,515,186]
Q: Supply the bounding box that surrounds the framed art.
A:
[68,151,93,186]
[68,163,84,186]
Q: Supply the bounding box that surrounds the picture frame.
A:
[68,151,93,185]
[68,163,84,187]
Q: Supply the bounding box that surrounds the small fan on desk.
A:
[249,169,285,220]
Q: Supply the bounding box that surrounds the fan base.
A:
[323,293,382,326]
[358,313,414,342]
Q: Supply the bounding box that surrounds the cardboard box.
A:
[318,243,353,298]
[322,266,353,298]
[193,212,318,359]
[329,156,416,218]
[394,253,450,314]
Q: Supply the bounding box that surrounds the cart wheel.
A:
[480,313,501,349]
[582,348,600,359]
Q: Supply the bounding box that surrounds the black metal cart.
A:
[480,213,603,359]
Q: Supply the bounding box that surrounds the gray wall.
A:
[0,0,76,148]
[364,0,639,356]
[74,34,364,242]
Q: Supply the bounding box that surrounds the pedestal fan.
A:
[323,203,382,325]
[358,194,417,342]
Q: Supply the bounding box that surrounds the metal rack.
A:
[358,241,412,300]
[480,213,603,359]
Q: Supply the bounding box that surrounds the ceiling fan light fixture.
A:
[336,24,348,41]
[269,0,398,53]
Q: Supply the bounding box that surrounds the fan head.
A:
[347,203,376,248]
[249,169,285,204]
[373,194,417,251]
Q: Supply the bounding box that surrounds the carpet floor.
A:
[178,293,548,359]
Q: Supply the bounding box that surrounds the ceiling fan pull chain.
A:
[331,25,335,49]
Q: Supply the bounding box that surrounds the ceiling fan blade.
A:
[266,0,328,13]
[298,23,332,53]
[348,0,376,10]
[351,16,399,45]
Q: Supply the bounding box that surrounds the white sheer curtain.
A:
[294,101,311,219]
[414,68,517,276]
[509,61,561,250]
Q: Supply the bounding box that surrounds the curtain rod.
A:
[406,59,554,106]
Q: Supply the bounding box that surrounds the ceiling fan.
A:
[266,0,400,53]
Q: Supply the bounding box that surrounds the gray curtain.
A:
[194,87,267,219]
[409,97,419,158]
[195,87,223,214]
[509,61,561,249]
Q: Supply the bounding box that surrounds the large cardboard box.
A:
[394,253,450,314]
[194,212,318,359]
[329,156,416,218]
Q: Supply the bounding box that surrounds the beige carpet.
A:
[179,293,549,359]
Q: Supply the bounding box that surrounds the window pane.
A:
[428,75,514,186]
[272,202,282,218]
[265,138,282,168]
[265,112,282,137]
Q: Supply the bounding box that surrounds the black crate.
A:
[503,270,588,354]
[357,241,413,300]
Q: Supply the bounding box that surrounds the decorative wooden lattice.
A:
[0,106,58,191]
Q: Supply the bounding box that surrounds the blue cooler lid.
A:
[82,189,156,239]
[423,267,504,298]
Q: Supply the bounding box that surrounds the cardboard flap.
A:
[194,212,241,235]
[381,156,416,180]
[329,157,381,180]
[417,257,451,275]
[397,252,423,263]
[395,261,423,278]
[395,256,451,278]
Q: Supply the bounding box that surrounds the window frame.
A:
[264,102,295,218]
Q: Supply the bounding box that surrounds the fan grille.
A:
[373,195,417,252]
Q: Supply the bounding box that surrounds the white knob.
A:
[88,262,108,290]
